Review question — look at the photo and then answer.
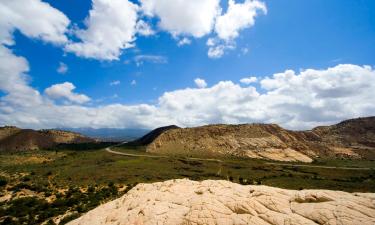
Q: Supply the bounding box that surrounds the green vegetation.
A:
[0,147,374,224]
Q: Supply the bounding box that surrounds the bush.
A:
[8,183,31,192]
[46,171,53,176]
[46,219,56,225]
[0,176,7,187]
[59,213,81,225]
[21,176,31,182]
[87,185,95,193]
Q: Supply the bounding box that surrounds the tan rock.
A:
[133,117,375,162]
[68,179,375,225]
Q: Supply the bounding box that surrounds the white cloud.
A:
[0,0,70,45]
[241,47,249,55]
[45,82,90,104]
[134,54,168,66]
[0,46,43,109]
[136,20,155,36]
[207,38,235,58]
[110,80,121,86]
[0,0,70,110]
[207,44,225,58]
[206,38,216,47]
[140,0,221,38]
[240,76,257,84]
[205,0,266,58]
[131,80,137,86]
[0,0,267,62]
[65,0,138,60]
[2,1,373,131]
[159,64,375,129]
[1,14,374,131]
[57,62,68,74]
[194,78,207,88]
[177,37,192,46]
[215,0,266,41]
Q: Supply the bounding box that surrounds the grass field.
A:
[0,147,374,224]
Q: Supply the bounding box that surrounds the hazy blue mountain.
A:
[59,128,150,142]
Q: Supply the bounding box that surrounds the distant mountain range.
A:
[59,127,150,142]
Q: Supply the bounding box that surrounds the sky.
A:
[0,0,374,130]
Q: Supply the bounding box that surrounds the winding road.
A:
[105,147,168,158]
[105,146,373,170]
[105,147,223,162]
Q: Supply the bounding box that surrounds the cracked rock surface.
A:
[68,179,375,225]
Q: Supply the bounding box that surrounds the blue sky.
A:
[0,0,375,129]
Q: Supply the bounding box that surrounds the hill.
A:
[125,125,179,146]
[0,126,96,152]
[135,117,375,162]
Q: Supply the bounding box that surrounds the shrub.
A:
[21,176,31,182]
[0,176,7,187]
[60,213,81,225]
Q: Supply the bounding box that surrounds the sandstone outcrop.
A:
[68,179,375,225]
[144,117,375,162]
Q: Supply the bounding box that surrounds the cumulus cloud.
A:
[207,45,224,58]
[140,0,221,38]
[45,82,90,104]
[0,46,43,110]
[215,0,266,41]
[136,0,265,57]
[0,0,70,45]
[0,0,69,110]
[194,78,208,88]
[110,80,120,86]
[205,0,266,58]
[134,55,168,66]
[57,62,68,74]
[0,0,267,61]
[160,64,375,129]
[206,38,235,58]
[136,20,155,36]
[65,0,138,60]
[1,60,375,129]
[240,76,257,84]
[177,38,192,46]
[0,0,372,130]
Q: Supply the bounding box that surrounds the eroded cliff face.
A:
[68,179,375,225]
[145,117,375,162]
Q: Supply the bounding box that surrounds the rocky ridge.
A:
[68,179,375,225]
[145,117,375,162]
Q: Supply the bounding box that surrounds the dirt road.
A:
[105,146,372,170]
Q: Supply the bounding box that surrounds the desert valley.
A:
[1,0,375,224]
[0,117,374,224]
